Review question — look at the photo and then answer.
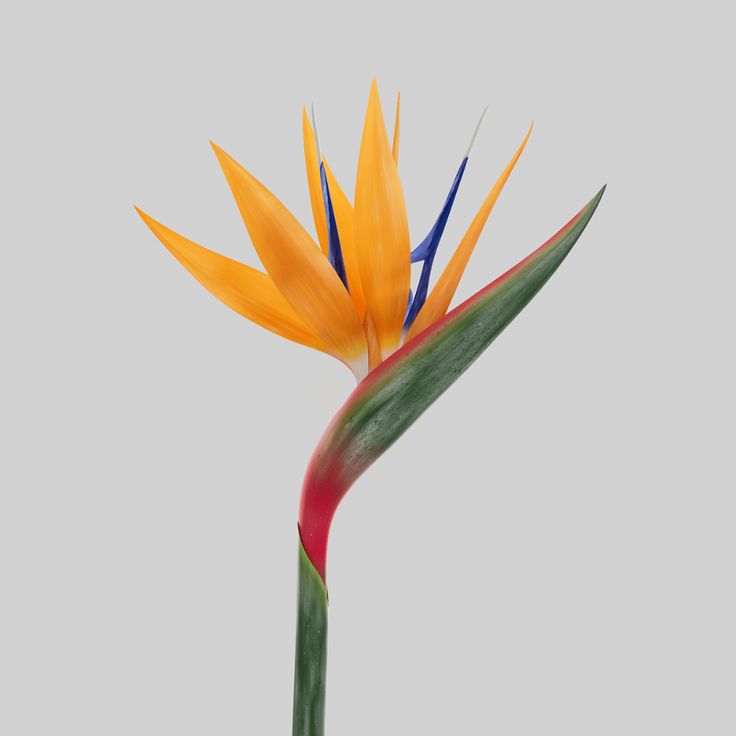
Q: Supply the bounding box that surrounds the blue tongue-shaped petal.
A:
[405,110,487,328]
[410,162,465,265]
[404,158,467,328]
[404,106,488,329]
[410,229,434,263]
[320,163,348,289]
[409,107,487,266]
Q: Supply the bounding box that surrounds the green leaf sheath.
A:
[346,187,607,464]
[292,537,329,736]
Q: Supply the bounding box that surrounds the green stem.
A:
[292,536,328,736]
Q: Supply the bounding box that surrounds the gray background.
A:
[87,0,734,734]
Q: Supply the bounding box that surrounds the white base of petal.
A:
[346,353,369,383]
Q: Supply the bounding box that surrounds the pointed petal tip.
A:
[209,140,232,163]
[134,205,152,224]
[135,207,170,237]
[210,142,242,177]
[517,121,534,151]
[209,140,226,161]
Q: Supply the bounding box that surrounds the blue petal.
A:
[404,157,468,329]
[405,288,414,321]
[319,163,349,290]
[410,158,468,264]
[410,230,433,263]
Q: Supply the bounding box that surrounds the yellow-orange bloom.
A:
[137,81,529,382]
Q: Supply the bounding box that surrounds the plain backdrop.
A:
[3,0,734,734]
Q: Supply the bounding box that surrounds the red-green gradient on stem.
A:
[299,186,605,582]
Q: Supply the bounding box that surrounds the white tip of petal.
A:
[464,106,488,159]
[311,103,323,163]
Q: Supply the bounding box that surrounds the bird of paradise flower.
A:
[137,80,604,736]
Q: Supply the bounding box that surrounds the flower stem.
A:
[292,536,328,736]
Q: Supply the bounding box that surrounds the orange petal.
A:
[363,310,382,371]
[392,92,400,164]
[211,143,367,367]
[136,208,329,352]
[302,108,329,256]
[323,159,366,320]
[354,80,411,356]
[406,123,533,341]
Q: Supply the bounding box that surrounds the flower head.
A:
[137,81,531,382]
